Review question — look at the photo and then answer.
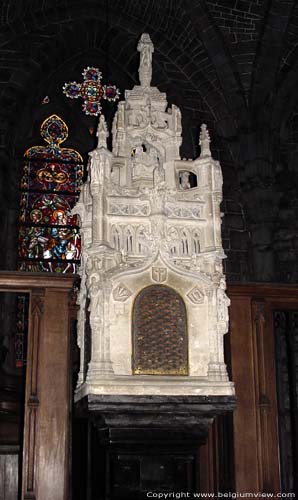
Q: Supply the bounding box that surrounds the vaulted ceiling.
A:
[1,0,298,281]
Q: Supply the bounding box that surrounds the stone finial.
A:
[199,124,211,157]
[137,33,154,88]
[96,115,109,148]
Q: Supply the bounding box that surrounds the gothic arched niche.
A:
[132,285,188,375]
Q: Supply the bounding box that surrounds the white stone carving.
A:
[199,124,211,158]
[166,203,203,220]
[217,277,231,334]
[137,33,154,88]
[108,201,150,216]
[113,283,132,302]
[73,33,234,399]
[186,286,205,304]
[151,267,167,283]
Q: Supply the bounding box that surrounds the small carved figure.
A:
[153,163,165,187]
[91,156,104,184]
[88,276,102,320]
[172,105,182,133]
[137,33,154,87]
[199,123,211,157]
[217,278,230,323]
[138,33,153,68]
[116,103,125,129]
[96,115,108,148]
[180,171,191,189]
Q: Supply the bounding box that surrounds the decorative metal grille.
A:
[133,285,188,375]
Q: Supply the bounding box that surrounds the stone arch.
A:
[111,225,122,251]
[180,228,190,256]
[136,225,148,255]
[132,285,188,375]
[124,225,135,253]
[192,229,201,254]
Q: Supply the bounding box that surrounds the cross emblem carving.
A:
[152,267,167,283]
[63,67,120,116]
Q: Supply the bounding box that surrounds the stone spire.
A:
[199,124,211,158]
[137,33,154,88]
[96,114,109,148]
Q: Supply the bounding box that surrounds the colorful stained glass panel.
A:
[21,160,82,193]
[18,114,84,274]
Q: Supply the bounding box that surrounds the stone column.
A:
[207,287,229,381]
[76,269,87,387]
[90,184,104,245]
[86,260,114,380]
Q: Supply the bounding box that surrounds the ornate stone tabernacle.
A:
[74,33,234,400]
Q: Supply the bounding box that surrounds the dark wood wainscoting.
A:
[227,284,298,495]
[1,276,298,498]
[0,272,76,500]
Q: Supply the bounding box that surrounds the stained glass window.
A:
[18,114,84,273]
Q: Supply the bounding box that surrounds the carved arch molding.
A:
[133,285,188,375]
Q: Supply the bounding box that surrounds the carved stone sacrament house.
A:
[74,34,234,399]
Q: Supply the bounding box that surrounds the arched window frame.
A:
[124,225,135,253]
[192,229,201,255]
[111,225,122,251]
[168,226,179,256]
[180,228,190,256]
[136,225,146,254]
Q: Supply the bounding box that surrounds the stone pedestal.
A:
[75,395,236,499]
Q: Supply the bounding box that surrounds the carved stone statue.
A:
[199,123,211,157]
[217,278,230,324]
[88,275,102,321]
[153,163,165,187]
[137,33,154,88]
[180,171,191,189]
[97,114,109,148]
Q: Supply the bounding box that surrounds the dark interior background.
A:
[0,0,298,284]
[1,1,298,496]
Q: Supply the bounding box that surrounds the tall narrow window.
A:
[193,230,200,254]
[112,226,121,250]
[181,230,189,255]
[125,227,134,253]
[16,114,83,368]
[137,226,146,254]
[133,285,188,375]
[18,114,84,273]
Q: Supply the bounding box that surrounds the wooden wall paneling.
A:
[34,287,72,500]
[0,452,19,500]
[228,295,260,491]
[251,299,280,492]
[228,284,298,494]
[199,425,216,493]
[22,288,44,500]
[0,272,76,500]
